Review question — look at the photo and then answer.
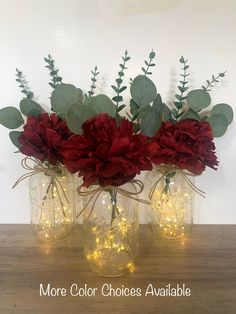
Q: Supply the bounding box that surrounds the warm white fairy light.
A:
[31,175,74,241]
[151,184,192,239]
[86,214,136,274]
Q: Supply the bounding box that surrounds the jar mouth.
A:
[34,162,66,177]
[156,164,195,176]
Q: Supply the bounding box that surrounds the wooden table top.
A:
[0,225,236,314]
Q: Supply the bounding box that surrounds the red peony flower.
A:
[18,113,72,165]
[61,113,152,187]
[145,119,218,175]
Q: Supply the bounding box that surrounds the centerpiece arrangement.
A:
[0,51,233,275]
[0,59,78,241]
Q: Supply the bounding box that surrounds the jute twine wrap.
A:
[77,179,151,222]
[149,165,206,201]
[12,157,69,206]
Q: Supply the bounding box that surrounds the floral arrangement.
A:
[0,51,233,186]
[145,119,218,176]
[19,113,72,165]
[61,113,152,187]
[0,51,234,274]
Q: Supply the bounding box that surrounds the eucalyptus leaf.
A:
[66,103,96,134]
[161,103,171,121]
[87,94,116,117]
[140,106,161,137]
[9,131,22,148]
[153,94,171,121]
[20,98,44,117]
[51,83,83,116]
[153,94,162,110]
[172,108,178,118]
[130,75,157,107]
[211,103,233,125]
[140,105,152,118]
[130,99,139,116]
[207,114,228,137]
[187,89,211,111]
[0,107,24,129]
[181,109,200,121]
[149,51,155,59]
[117,104,126,112]
[112,95,123,103]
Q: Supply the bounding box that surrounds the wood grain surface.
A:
[0,225,236,314]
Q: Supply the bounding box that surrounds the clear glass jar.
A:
[148,167,194,240]
[29,164,77,241]
[82,183,139,277]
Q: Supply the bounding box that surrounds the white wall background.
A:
[0,0,235,223]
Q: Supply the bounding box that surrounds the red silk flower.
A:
[145,119,218,175]
[18,113,72,165]
[61,113,152,187]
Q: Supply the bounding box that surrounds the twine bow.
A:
[12,157,69,205]
[149,165,206,201]
[77,179,151,222]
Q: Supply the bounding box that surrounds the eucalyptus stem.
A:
[44,54,62,89]
[15,68,34,99]
[177,61,187,114]
[109,189,118,226]
[88,66,99,97]
[142,50,156,76]
[173,56,189,120]
[202,71,226,92]
[112,50,130,111]
[162,172,176,196]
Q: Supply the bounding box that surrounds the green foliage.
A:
[112,50,130,109]
[140,105,161,137]
[153,94,171,121]
[66,94,117,134]
[174,56,189,111]
[206,103,234,137]
[130,75,157,107]
[181,108,200,121]
[20,98,44,117]
[86,94,116,117]
[211,103,233,125]
[129,99,139,118]
[207,114,228,137]
[186,89,211,112]
[202,72,226,92]
[44,54,63,89]
[172,108,179,118]
[9,131,22,148]
[88,66,99,97]
[15,68,34,99]
[51,83,83,118]
[3,53,233,144]
[141,50,156,76]
[0,107,24,129]
[66,103,96,134]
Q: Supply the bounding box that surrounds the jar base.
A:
[32,224,74,241]
[86,248,136,277]
[151,224,192,240]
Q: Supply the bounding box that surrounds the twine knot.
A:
[12,157,69,204]
[77,179,151,222]
[149,164,206,200]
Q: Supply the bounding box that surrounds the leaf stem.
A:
[142,50,156,76]
[44,54,63,89]
[203,71,226,92]
[112,50,130,110]
[109,189,117,226]
[15,69,34,99]
[88,66,99,97]
[173,56,189,121]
